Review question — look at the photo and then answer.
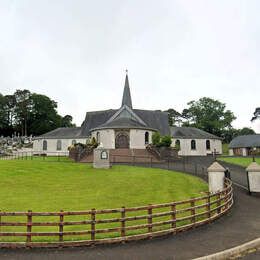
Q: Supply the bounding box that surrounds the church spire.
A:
[121,70,133,109]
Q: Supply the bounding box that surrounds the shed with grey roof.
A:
[229,134,260,156]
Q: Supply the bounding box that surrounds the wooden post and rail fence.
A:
[0,179,233,248]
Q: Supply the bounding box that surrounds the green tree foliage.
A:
[152,132,161,146]
[222,127,255,143]
[61,115,75,127]
[28,93,62,135]
[165,108,183,126]
[160,135,172,147]
[13,90,32,136]
[182,97,236,137]
[152,132,172,147]
[0,90,75,136]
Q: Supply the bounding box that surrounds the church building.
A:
[33,73,222,157]
[33,73,169,155]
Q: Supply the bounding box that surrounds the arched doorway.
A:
[115,133,129,149]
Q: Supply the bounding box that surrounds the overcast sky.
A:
[0,0,260,132]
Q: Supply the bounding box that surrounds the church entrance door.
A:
[115,133,129,149]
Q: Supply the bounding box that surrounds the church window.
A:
[57,140,62,151]
[175,139,180,149]
[206,140,211,150]
[191,140,196,150]
[43,140,47,151]
[145,132,149,144]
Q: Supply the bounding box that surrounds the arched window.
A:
[43,140,47,151]
[57,140,62,151]
[175,139,180,149]
[191,140,196,150]
[72,140,76,145]
[96,132,100,143]
[145,131,149,144]
[206,140,210,150]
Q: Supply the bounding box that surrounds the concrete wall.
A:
[33,138,88,155]
[91,129,115,149]
[130,129,153,149]
[171,138,222,156]
[91,129,154,149]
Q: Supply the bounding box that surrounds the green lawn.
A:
[219,157,260,167]
[0,158,208,242]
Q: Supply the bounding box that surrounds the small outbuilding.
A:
[171,127,222,156]
[229,134,260,156]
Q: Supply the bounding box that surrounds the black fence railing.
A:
[0,151,70,162]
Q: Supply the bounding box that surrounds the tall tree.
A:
[28,93,62,135]
[182,97,236,136]
[13,90,32,136]
[61,115,75,127]
[0,94,8,133]
[165,108,183,126]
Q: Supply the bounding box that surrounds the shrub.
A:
[90,137,98,148]
[152,132,172,147]
[160,135,172,147]
[152,132,161,146]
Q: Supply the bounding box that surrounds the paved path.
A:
[0,159,259,260]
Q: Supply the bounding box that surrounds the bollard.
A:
[207,161,226,193]
[246,161,260,196]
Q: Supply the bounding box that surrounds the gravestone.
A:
[93,143,110,169]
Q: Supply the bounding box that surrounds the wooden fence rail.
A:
[0,179,233,248]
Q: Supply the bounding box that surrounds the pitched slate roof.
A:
[37,127,83,139]
[92,117,152,130]
[229,134,260,148]
[81,108,170,135]
[80,110,117,136]
[171,126,222,140]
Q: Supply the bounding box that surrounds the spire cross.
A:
[125,69,128,74]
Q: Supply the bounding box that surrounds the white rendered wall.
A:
[242,148,248,156]
[229,149,234,156]
[171,138,222,156]
[33,138,88,155]
[91,130,115,149]
[130,129,153,149]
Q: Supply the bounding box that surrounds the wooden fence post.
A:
[91,208,96,241]
[148,204,152,233]
[121,207,126,238]
[27,210,32,243]
[171,204,176,229]
[59,210,64,242]
[217,193,221,214]
[190,199,196,224]
[207,195,211,218]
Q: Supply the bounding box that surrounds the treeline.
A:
[166,97,255,143]
[0,89,75,136]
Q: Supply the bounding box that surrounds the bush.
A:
[152,132,161,146]
[90,137,98,148]
[152,132,172,147]
[160,136,172,147]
